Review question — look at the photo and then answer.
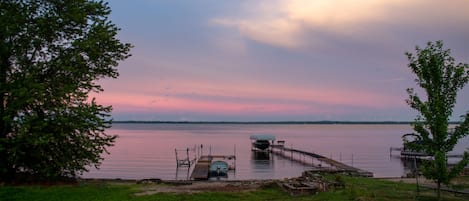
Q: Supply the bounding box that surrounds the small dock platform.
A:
[390,147,464,158]
[190,155,236,180]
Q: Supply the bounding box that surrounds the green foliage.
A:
[0,184,134,201]
[0,0,131,180]
[405,41,469,198]
[1,176,468,201]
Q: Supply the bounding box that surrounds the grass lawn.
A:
[1,175,468,201]
[450,175,469,189]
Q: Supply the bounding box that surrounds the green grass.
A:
[0,183,136,201]
[1,176,468,201]
[451,175,469,189]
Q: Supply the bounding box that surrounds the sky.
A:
[94,0,469,121]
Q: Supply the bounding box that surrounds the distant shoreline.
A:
[114,120,410,124]
[112,121,461,125]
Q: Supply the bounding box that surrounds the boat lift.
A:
[250,134,276,151]
[175,146,197,168]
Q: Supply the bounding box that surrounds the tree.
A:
[405,41,469,199]
[0,0,131,181]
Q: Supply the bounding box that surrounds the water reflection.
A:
[389,155,424,177]
[84,124,469,180]
[400,157,424,177]
[175,166,191,180]
[251,151,274,171]
[252,151,272,160]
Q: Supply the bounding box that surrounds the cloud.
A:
[104,0,469,121]
[212,18,301,49]
[212,0,469,49]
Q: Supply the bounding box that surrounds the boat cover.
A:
[250,134,276,141]
[209,161,229,172]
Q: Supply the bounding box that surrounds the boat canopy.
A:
[250,134,276,141]
[210,161,229,171]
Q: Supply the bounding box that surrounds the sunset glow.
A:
[97,0,469,121]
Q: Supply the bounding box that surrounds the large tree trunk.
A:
[0,61,8,181]
[0,41,12,181]
[437,181,441,201]
[0,42,7,139]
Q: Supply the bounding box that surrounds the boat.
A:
[250,134,276,151]
[401,133,429,157]
[209,160,229,177]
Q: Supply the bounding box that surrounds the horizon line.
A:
[112,120,419,125]
[111,120,463,125]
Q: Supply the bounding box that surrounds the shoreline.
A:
[113,121,415,125]
[111,121,463,125]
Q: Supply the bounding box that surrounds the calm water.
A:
[81,123,469,180]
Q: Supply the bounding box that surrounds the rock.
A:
[137,178,162,184]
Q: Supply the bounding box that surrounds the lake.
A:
[81,123,469,180]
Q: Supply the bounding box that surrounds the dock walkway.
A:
[190,156,212,180]
[271,145,373,177]
[390,147,464,158]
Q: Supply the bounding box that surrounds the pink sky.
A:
[96,0,469,121]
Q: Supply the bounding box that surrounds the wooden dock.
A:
[190,155,236,180]
[190,156,212,180]
[271,145,373,177]
[390,147,465,158]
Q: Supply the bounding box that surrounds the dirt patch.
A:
[135,180,273,195]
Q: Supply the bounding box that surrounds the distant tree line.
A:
[113,120,441,125]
